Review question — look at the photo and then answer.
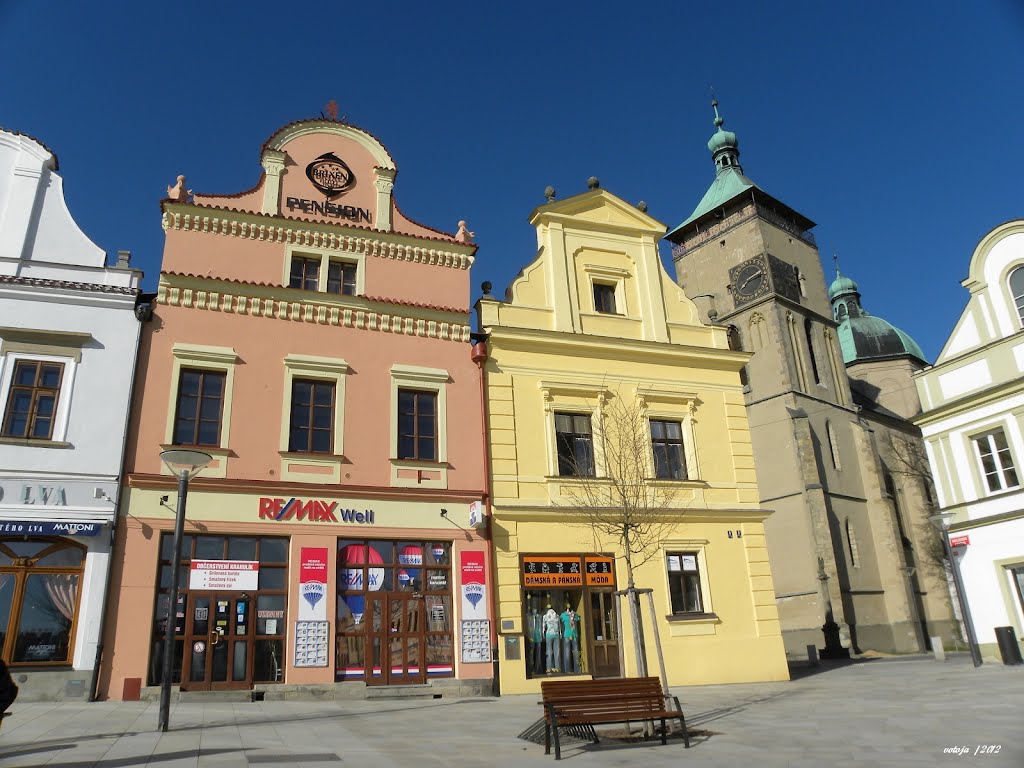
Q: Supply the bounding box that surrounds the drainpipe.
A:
[89,290,153,702]
[470,333,497,693]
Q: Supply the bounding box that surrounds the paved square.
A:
[0,656,1019,767]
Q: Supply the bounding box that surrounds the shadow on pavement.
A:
[687,690,793,728]
[787,657,878,681]
[0,746,241,768]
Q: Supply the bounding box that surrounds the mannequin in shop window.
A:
[526,604,544,674]
[560,604,580,674]
[543,604,561,673]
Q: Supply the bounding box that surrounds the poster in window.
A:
[681,555,698,572]
[667,555,681,572]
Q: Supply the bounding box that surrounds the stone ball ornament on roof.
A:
[544,185,556,202]
[587,177,600,190]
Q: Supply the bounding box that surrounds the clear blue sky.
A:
[3,1,1022,361]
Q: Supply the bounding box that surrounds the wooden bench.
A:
[540,677,690,760]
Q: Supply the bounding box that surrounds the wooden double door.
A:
[366,593,425,685]
[181,593,254,691]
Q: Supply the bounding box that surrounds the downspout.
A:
[470,333,496,692]
[89,290,153,702]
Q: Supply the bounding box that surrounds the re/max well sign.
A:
[258,497,375,525]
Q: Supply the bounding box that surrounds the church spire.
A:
[708,99,742,175]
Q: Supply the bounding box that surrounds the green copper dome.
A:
[830,268,926,365]
[828,273,858,300]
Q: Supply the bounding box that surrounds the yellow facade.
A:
[477,188,789,694]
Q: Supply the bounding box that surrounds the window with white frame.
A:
[0,331,84,446]
[165,344,238,457]
[592,282,617,314]
[554,412,595,477]
[389,365,449,488]
[650,419,687,480]
[278,354,349,458]
[286,248,363,297]
[666,551,704,614]
[973,428,1020,493]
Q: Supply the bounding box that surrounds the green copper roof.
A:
[667,166,760,237]
[830,268,927,365]
[836,316,927,365]
[828,273,858,300]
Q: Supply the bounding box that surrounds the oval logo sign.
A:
[306,152,355,198]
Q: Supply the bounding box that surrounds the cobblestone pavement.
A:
[0,656,1019,767]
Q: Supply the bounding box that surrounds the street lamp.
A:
[930,512,982,668]
[157,449,212,732]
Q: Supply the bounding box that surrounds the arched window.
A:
[1009,266,1024,326]
[837,303,848,321]
[0,538,85,665]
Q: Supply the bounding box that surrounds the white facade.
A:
[0,129,144,698]
[915,219,1024,658]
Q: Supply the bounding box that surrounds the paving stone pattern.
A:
[0,657,1019,767]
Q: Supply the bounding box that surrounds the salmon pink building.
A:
[99,117,491,699]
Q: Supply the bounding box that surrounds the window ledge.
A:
[665,612,719,624]
[390,458,448,470]
[0,437,72,449]
[279,451,346,461]
[646,478,707,488]
[160,443,233,458]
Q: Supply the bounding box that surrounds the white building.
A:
[0,128,145,699]
[914,219,1024,661]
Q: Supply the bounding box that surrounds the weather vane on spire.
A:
[833,253,841,276]
[324,100,339,121]
[710,89,724,129]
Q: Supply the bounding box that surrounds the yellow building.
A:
[476,185,790,695]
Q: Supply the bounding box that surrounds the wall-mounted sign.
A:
[258,497,375,524]
[189,560,259,591]
[294,620,330,668]
[522,556,583,587]
[286,197,372,224]
[584,556,615,586]
[299,547,328,621]
[460,551,487,620]
[0,484,67,506]
[0,520,102,537]
[950,535,970,548]
[306,152,355,198]
[468,501,485,528]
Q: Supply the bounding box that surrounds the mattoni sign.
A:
[258,497,376,524]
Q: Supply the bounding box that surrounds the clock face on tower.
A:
[730,257,770,306]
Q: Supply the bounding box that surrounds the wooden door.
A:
[365,593,426,685]
[181,593,254,690]
[588,590,621,678]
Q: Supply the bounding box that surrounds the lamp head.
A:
[160,449,213,479]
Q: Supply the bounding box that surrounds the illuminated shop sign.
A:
[258,497,375,524]
[286,197,371,223]
[522,555,617,588]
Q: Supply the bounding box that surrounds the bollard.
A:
[806,644,819,666]
[931,636,945,662]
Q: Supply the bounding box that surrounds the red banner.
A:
[299,547,328,620]
[460,551,487,620]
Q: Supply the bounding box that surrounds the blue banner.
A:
[0,520,103,537]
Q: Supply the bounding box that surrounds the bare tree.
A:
[556,389,683,680]
[878,430,947,574]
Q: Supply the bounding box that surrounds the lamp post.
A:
[157,449,212,732]
[930,512,982,668]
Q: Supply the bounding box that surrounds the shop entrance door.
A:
[588,590,621,678]
[181,593,254,691]
[366,593,426,685]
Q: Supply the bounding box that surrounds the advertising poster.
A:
[188,560,259,591]
[298,547,329,621]
[460,550,487,620]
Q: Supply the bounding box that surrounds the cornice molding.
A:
[156,277,472,344]
[161,205,474,271]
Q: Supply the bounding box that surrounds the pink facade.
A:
[100,119,492,700]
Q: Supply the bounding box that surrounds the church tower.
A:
[665,103,958,657]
